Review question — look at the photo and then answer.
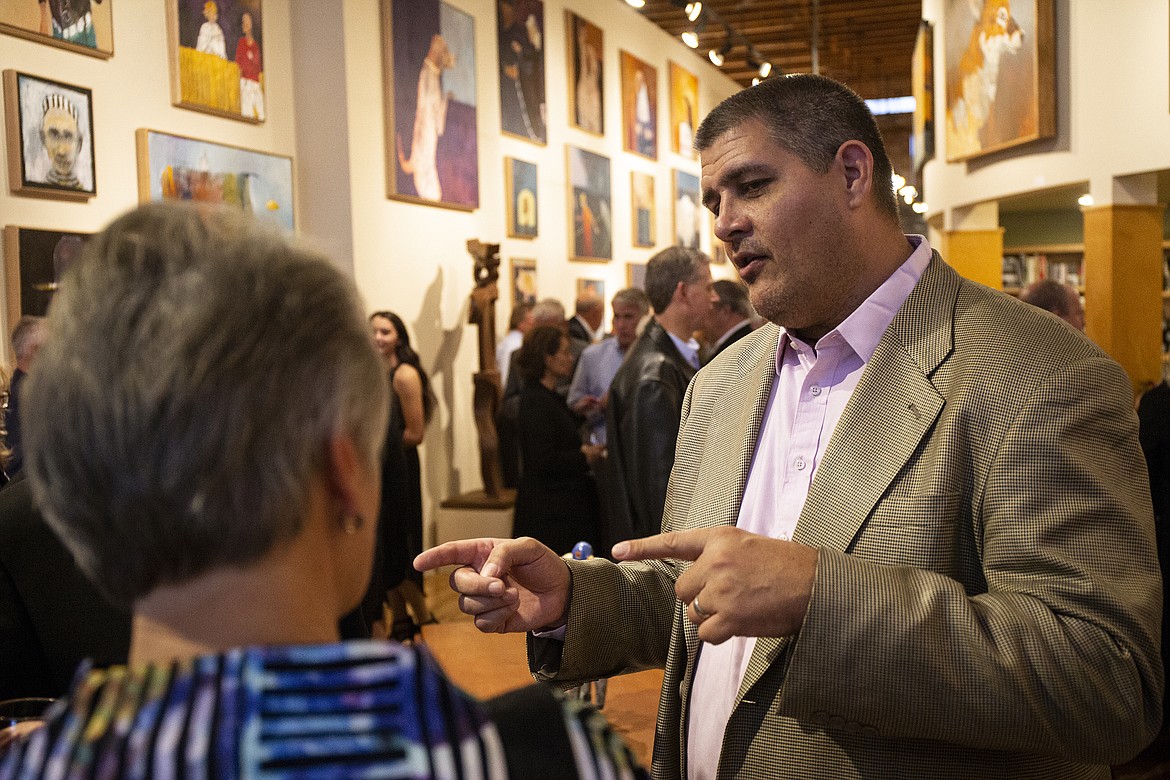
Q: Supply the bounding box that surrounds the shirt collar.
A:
[775,234,932,374]
[666,329,702,369]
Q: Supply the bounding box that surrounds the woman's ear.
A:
[325,434,363,515]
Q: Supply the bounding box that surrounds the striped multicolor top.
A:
[0,640,646,779]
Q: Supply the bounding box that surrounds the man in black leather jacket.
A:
[603,246,715,551]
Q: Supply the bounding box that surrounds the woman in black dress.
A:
[512,326,604,555]
[371,311,436,637]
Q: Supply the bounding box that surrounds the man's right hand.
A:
[414,537,571,634]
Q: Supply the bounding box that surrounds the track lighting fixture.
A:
[624,0,770,83]
[625,0,646,7]
[685,2,703,22]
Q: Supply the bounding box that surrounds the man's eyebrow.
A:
[701,162,775,210]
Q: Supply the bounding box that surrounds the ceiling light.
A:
[757,61,772,79]
[912,201,929,214]
[752,77,762,86]
[1078,194,1094,207]
[685,2,703,22]
[681,30,699,48]
[624,0,646,7]
[891,173,907,191]
[708,46,726,66]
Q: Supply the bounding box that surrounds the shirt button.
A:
[794,457,807,471]
[809,385,822,397]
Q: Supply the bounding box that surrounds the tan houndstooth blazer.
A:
[531,255,1163,779]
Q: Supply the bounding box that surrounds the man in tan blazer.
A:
[417,75,1162,779]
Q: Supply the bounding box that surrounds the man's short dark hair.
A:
[508,302,534,330]
[1020,279,1077,317]
[712,280,752,318]
[694,74,900,224]
[645,246,709,314]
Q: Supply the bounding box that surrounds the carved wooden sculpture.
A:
[466,239,504,498]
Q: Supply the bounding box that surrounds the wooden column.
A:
[940,228,1005,290]
[1082,204,1164,393]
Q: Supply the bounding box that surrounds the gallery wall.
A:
[1,0,742,537]
[922,0,1170,222]
[308,0,741,524]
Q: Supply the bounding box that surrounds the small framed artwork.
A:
[673,169,701,250]
[384,0,479,210]
[620,51,657,159]
[626,262,646,290]
[631,171,655,248]
[497,0,546,144]
[505,157,538,239]
[0,1,114,59]
[167,0,266,122]
[3,226,91,332]
[567,146,612,262]
[576,278,605,305]
[3,70,95,201]
[135,129,295,232]
[668,61,698,158]
[943,0,1054,161]
[566,11,603,135]
[911,20,935,176]
[510,257,537,306]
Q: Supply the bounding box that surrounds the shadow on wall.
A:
[410,267,467,522]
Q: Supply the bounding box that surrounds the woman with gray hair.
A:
[0,203,646,779]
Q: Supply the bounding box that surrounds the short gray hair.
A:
[23,203,389,607]
[611,287,649,317]
[10,316,45,362]
[645,246,710,314]
[531,297,566,325]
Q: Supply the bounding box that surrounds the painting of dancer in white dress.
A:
[387,0,479,210]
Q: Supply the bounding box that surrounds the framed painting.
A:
[943,0,1054,162]
[631,170,655,248]
[911,20,935,176]
[668,61,698,158]
[505,157,538,239]
[673,169,701,250]
[3,226,91,333]
[0,0,113,59]
[167,0,266,122]
[621,51,657,159]
[135,129,295,232]
[626,262,646,290]
[567,146,611,262]
[566,11,603,135]
[576,278,605,306]
[510,257,537,306]
[3,70,96,201]
[497,0,545,144]
[383,0,479,210]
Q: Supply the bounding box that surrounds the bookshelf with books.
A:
[1001,244,1085,295]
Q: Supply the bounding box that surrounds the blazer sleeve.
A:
[779,355,1163,764]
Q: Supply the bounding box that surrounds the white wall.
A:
[0,2,298,355]
[923,0,1170,220]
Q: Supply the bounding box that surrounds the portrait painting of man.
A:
[4,70,96,200]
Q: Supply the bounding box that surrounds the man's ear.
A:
[836,140,875,210]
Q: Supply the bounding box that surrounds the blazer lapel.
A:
[736,254,960,701]
[682,326,779,657]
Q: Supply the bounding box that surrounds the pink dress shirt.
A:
[686,236,932,779]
